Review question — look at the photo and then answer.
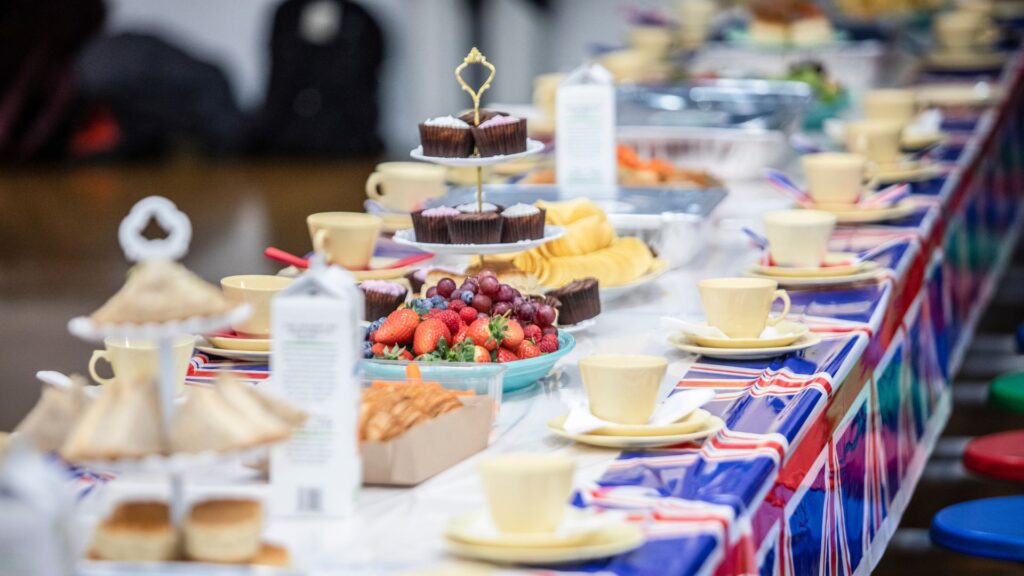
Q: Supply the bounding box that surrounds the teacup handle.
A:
[766,290,791,326]
[365,171,385,201]
[88,350,116,386]
[313,228,331,257]
[863,162,881,191]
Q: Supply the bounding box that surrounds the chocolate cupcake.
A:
[501,203,546,243]
[411,206,458,243]
[549,278,601,326]
[448,212,503,244]
[472,115,527,157]
[405,269,428,295]
[419,116,474,158]
[459,108,508,126]
[360,280,408,322]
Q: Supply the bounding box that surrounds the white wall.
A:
[103,0,676,155]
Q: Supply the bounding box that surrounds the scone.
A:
[184,499,263,563]
[92,501,177,562]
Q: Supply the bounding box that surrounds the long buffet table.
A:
[77,52,1024,576]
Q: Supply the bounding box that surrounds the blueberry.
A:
[362,341,374,359]
[461,291,474,304]
[430,295,446,307]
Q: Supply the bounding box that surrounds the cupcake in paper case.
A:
[459,108,508,126]
[472,115,527,157]
[360,280,408,322]
[500,203,546,243]
[448,212,503,244]
[405,268,428,295]
[411,206,459,243]
[418,116,474,158]
[549,277,601,326]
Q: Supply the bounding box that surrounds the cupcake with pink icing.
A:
[419,115,474,158]
[411,205,459,244]
[471,114,527,157]
[500,203,546,243]
[360,280,408,322]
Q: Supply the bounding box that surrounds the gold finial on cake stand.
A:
[454,46,496,212]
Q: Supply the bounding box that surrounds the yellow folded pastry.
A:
[90,260,233,325]
[15,375,92,452]
[91,501,177,562]
[184,499,263,563]
[61,380,166,462]
[535,198,604,226]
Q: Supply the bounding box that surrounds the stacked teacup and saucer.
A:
[547,354,723,448]
[443,454,645,564]
[666,276,821,360]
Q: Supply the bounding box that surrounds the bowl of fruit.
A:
[362,271,575,393]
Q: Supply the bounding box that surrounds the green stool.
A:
[991,372,1024,413]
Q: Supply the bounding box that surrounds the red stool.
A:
[963,430,1024,482]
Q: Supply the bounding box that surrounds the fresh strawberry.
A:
[523,324,543,343]
[427,309,462,336]
[518,340,541,360]
[538,337,558,353]
[449,299,466,312]
[459,306,479,324]
[452,323,469,344]
[399,349,414,360]
[374,309,420,345]
[501,319,525,350]
[379,344,414,361]
[467,315,505,351]
[371,342,386,356]
[413,318,451,356]
[496,348,519,363]
[472,345,491,363]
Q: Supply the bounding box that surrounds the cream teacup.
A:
[364,162,447,213]
[763,209,837,268]
[307,212,383,269]
[698,278,791,339]
[478,454,575,534]
[863,89,919,124]
[89,335,195,391]
[844,120,904,165]
[801,153,879,208]
[935,11,997,50]
[221,275,294,337]
[579,354,668,425]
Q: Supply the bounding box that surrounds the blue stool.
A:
[931,496,1024,562]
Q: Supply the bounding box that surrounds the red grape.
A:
[478,269,497,279]
[496,284,516,303]
[492,302,512,316]
[518,302,536,322]
[425,286,438,298]
[479,276,500,296]
[477,312,489,320]
[542,325,558,336]
[536,305,556,327]
[436,278,456,298]
[460,281,477,295]
[472,294,493,313]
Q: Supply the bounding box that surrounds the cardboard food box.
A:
[362,396,493,486]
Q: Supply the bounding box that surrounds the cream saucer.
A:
[751,253,874,278]
[445,508,605,549]
[818,200,918,224]
[551,409,712,438]
[353,257,419,282]
[444,521,644,565]
[876,163,943,184]
[901,132,946,152]
[744,266,886,287]
[668,332,822,360]
[923,51,1008,72]
[689,321,809,349]
[195,339,269,362]
[548,414,724,449]
[206,331,271,352]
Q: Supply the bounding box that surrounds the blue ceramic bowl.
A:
[362,332,576,394]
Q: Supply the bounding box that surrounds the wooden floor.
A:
[2,159,1022,574]
[0,156,377,430]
